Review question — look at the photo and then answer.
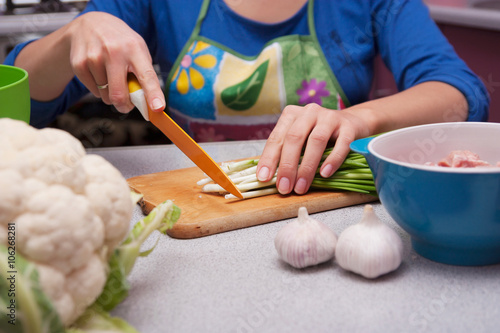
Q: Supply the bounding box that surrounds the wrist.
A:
[345,104,381,137]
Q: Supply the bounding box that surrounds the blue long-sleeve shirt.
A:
[4,0,490,128]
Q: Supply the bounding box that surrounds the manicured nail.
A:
[278,177,290,194]
[152,98,164,111]
[321,164,333,178]
[294,178,307,194]
[257,167,270,181]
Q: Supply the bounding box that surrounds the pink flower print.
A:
[297,79,330,106]
[197,127,225,142]
[181,54,193,68]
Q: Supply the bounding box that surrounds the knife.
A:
[127,73,243,199]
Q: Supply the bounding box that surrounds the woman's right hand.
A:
[67,12,165,113]
[15,11,164,114]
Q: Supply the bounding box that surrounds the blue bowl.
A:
[350,122,500,266]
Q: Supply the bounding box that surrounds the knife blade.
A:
[127,74,243,199]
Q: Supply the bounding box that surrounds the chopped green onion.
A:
[198,150,378,199]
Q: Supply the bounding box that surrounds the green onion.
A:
[198,150,378,199]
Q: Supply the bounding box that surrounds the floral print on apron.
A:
[166,0,349,142]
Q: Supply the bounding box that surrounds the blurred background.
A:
[1,0,499,148]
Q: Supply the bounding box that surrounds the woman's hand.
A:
[67,12,164,113]
[16,11,164,114]
[256,103,374,195]
[256,81,469,196]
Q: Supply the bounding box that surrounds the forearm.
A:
[348,81,469,136]
[15,24,74,102]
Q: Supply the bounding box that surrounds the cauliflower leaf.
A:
[93,200,180,312]
[66,305,139,333]
[0,246,65,333]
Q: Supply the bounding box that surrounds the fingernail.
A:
[152,98,164,111]
[257,167,270,181]
[294,178,307,194]
[278,177,290,194]
[321,164,333,178]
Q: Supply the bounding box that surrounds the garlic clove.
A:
[335,205,403,279]
[275,207,338,269]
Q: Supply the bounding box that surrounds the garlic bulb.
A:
[274,207,338,268]
[335,205,403,279]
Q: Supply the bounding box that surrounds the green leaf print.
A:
[287,44,318,62]
[287,44,301,62]
[305,44,319,57]
[221,60,269,111]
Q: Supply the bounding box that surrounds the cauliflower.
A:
[0,119,180,332]
[0,118,133,326]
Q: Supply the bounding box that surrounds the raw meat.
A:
[427,150,500,168]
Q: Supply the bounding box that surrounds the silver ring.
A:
[97,83,109,90]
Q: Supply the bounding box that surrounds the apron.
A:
[166,0,350,142]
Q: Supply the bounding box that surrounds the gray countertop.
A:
[90,141,500,333]
[425,0,500,31]
[1,2,499,36]
[0,12,78,35]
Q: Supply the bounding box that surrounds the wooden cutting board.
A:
[127,165,378,239]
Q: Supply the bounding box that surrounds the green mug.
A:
[0,64,30,123]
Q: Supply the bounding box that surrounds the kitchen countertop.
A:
[1,1,499,36]
[90,141,500,333]
[425,0,500,31]
[0,11,78,35]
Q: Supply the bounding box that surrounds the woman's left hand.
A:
[256,103,373,195]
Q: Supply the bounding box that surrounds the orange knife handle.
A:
[127,73,142,93]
